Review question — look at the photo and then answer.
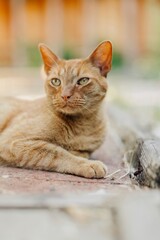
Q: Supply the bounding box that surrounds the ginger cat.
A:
[0,41,112,178]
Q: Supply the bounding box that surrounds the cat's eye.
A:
[50,78,61,86]
[77,77,89,86]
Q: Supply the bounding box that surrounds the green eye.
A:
[50,78,61,86]
[77,77,89,85]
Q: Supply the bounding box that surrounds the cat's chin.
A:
[58,106,82,116]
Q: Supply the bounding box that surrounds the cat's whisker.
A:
[47,100,101,122]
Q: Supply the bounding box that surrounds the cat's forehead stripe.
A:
[63,61,79,77]
[67,61,84,77]
[59,68,65,76]
[71,67,78,77]
[52,60,87,78]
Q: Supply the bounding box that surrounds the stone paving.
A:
[0,163,129,195]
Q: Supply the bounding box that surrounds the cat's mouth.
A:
[61,99,83,108]
[52,98,86,114]
[59,100,84,114]
[62,102,69,107]
[61,101,76,109]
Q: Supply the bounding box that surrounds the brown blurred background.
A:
[0,0,159,130]
[0,0,160,73]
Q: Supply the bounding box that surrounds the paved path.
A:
[0,159,129,195]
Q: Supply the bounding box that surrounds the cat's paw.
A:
[78,160,107,179]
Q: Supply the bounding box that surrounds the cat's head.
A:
[39,41,112,115]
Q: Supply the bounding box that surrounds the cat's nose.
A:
[61,94,71,101]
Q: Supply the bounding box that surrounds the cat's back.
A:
[0,97,29,132]
[0,96,26,114]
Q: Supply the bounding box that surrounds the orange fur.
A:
[0,41,112,178]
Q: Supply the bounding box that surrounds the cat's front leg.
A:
[69,150,90,159]
[56,157,107,179]
[1,139,107,178]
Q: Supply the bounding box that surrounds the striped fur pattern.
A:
[0,41,112,178]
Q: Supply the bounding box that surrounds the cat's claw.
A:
[78,160,107,179]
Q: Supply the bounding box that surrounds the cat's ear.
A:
[39,43,59,74]
[88,41,112,77]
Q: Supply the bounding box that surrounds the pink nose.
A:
[61,95,71,101]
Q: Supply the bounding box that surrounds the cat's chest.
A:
[51,119,106,153]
